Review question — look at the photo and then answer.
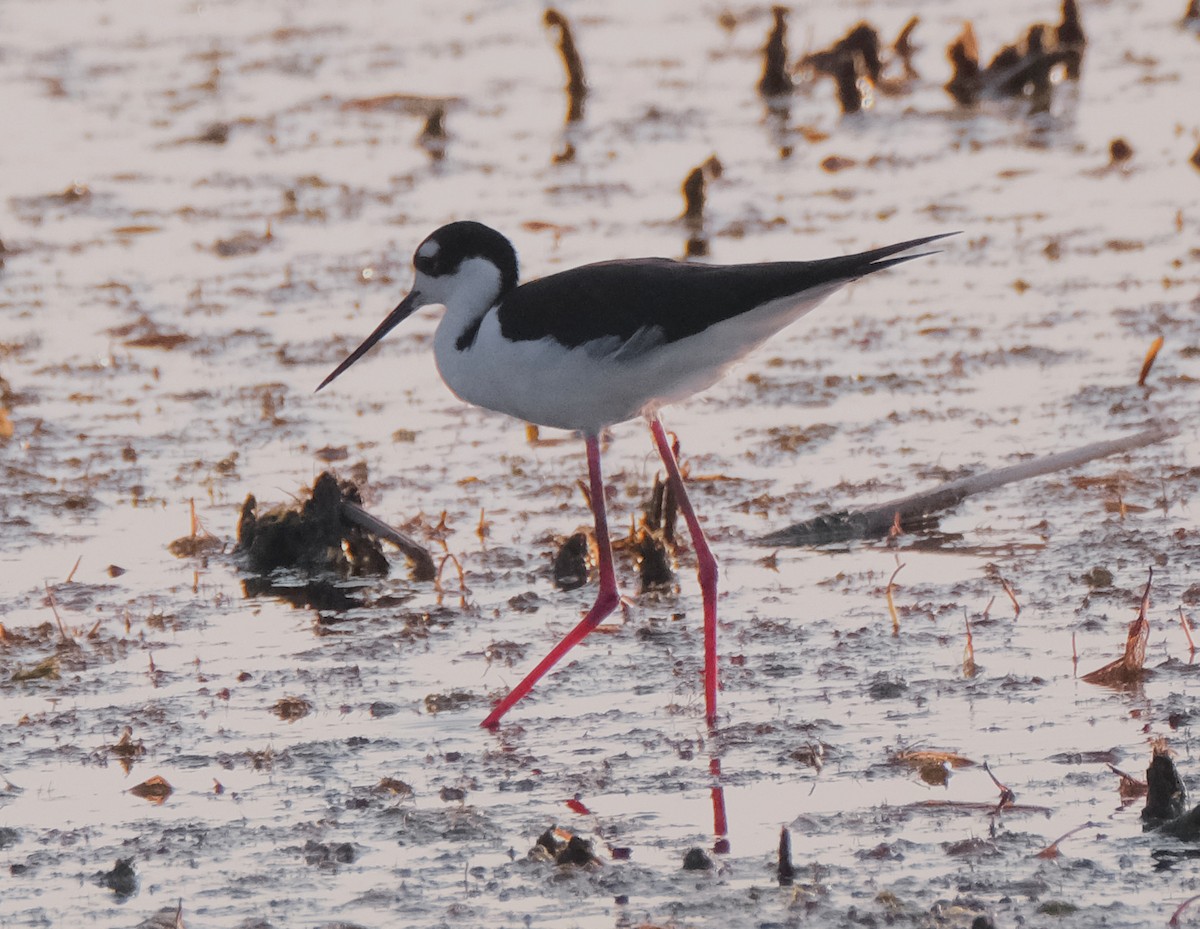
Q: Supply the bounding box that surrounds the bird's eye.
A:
[414,252,437,276]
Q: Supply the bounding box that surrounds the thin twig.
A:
[1001,578,1021,619]
[339,500,436,581]
[1180,607,1196,654]
[1137,335,1163,387]
[886,557,905,637]
[44,583,74,646]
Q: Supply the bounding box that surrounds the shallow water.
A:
[2,0,1200,926]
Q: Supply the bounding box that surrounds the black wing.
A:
[496,233,952,349]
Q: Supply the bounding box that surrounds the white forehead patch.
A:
[416,239,440,260]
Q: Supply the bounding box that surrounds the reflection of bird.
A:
[318,222,951,728]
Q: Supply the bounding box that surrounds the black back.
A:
[496,234,948,349]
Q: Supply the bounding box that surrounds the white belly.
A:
[433,285,842,434]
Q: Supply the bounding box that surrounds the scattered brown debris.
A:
[1082,568,1151,687]
[1056,0,1086,79]
[800,22,881,115]
[213,223,273,258]
[272,695,312,721]
[129,774,173,804]
[1109,137,1134,167]
[544,8,587,122]
[530,827,600,866]
[376,777,414,798]
[963,612,977,677]
[891,748,975,786]
[168,499,222,559]
[109,314,192,351]
[1033,820,1096,859]
[1137,335,1164,387]
[108,726,146,773]
[820,155,856,173]
[10,656,59,683]
[945,1,1083,111]
[983,762,1016,811]
[1106,762,1148,801]
[757,6,793,97]
[679,155,722,257]
[424,691,474,713]
[892,16,920,79]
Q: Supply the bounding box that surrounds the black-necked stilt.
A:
[317,221,951,729]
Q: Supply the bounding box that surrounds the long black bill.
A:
[315,291,421,392]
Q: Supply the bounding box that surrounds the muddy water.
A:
[2,0,1200,926]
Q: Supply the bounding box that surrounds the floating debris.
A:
[168,499,222,559]
[1109,137,1134,167]
[107,726,146,773]
[544,8,587,122]
[777,826,795,885]
[212,223,274,258]
[757,6,792,97]
[236,471,434,580]
[1082,568,1151,687]
[679,155,722,257]
[530,827,600,866]
[1143,739,1188,826]
[95,858,138,898]
[682,846,714,870]
[552,532,589,591]
[11,656,60,682]
[799,22,882,115]
[272,695,313,721]
[633,528,673,593]
[945,0,1084,111]
[761,425,1175,546]
[376,777,414,798]
[1137,335,1163,386]
[893,16,920,79]
[1056,0,1086,79]
[890,748,976,787]
[129,775,173,804]
[424,691,474,713]
[135,901,186,929]
[109,314,192,351]
[1033,820,1097,859]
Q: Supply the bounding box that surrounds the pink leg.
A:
[710,755,730,854]
[648,415,720,727]
[482,434,620,729]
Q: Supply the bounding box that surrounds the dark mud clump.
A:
[236,471,388,577]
